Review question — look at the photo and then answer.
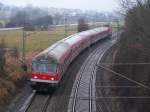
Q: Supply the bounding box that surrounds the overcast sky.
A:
[0,0,119,12]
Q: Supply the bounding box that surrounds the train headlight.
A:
[50,77,54,81]
[33,76,38,79]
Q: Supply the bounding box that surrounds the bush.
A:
[111,1,150,111]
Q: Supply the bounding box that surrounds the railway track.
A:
[19,36,119,112]
[89,46,113,112]
[25,94,51,112]
[71,44,101,112]
[96,32,121,112]
[96,63,112,112]
[68,39,114,112]
[19,90,52,112]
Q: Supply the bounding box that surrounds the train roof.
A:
[33,27,109,64]
[33,40,70,63]
[64,35,82,46]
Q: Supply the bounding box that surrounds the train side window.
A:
[61,63,65,72]
[64,57,69,66]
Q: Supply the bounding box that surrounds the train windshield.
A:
[32,61,57,73]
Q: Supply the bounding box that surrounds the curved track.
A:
[19,36,117,112]
[67,38,115,112]
[96,32,121,112]
[70,44,101,112]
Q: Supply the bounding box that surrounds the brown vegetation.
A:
[111,0,150,111]
[0,41,25,105]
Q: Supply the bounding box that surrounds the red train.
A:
[30,27,112,90]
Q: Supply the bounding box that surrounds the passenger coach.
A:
[30,27,112,90]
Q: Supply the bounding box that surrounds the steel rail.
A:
[89,66,96,112]
[71,45,101,112]
[89,48,104,112]
[97,79,112,112]
[71,43,110,112]
[19,90,36,112]
[95,55,112,112]
[95,43,117,112]
[24,93,51,112]
[41,95,51,112]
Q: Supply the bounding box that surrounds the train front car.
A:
[30,56,59,90]
[30,41,71,91]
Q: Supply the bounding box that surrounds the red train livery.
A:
[30,27,112,90]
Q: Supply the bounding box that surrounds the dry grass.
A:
[0,26,77,52]
[0,88,8,104]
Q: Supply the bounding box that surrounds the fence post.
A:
[22,28,26,63]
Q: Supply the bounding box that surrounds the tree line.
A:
[5,10,53,31]
[0,2,122,30]
[111,0,150,112]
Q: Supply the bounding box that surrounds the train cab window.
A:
[32,61,57,74]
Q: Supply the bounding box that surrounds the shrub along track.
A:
[20,37,115,112]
